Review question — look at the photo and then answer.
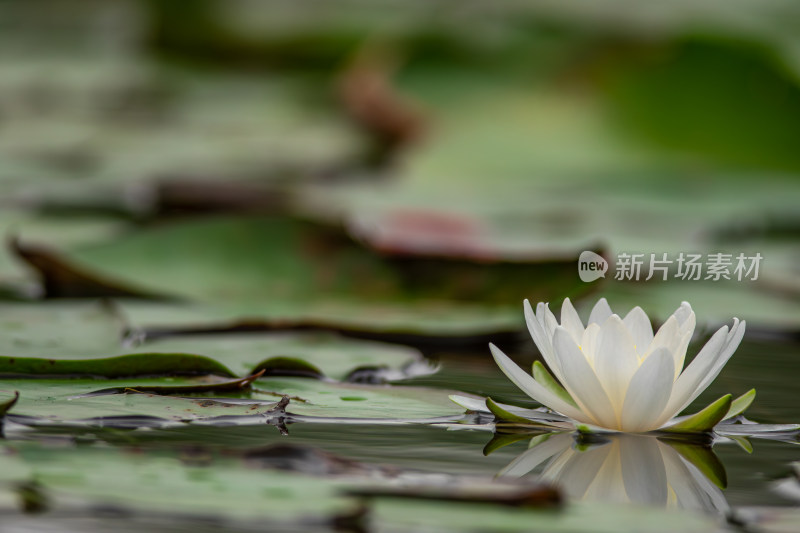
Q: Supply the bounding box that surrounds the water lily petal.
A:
[560,297,585,344]
[524,299,552,355]
[656,324,732,425]
[672,303,697,376]
[524,299,563,382]
[620,348,674,432]
[489,343,588,422]
[540,303,559,339]
[673,301,695,328]
[552,327,617,429]
[588,297,613,325]
[622,306,654,356]
[594,315,640,412]
[581,322,601,366]
[679,320,746,412]
[672,329,694,380]
[644,316,684,372]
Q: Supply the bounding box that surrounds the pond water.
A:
[10,335,797,518]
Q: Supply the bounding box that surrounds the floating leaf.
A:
[0,375,469,427]
[0,303,428,381]
[2,378,289,429]
[123,300,525,351]
[12,216,588,306]
[0,352,236,379]
[83,371,264,396]
[265,378,469,421]
[251,357,325,380]
[135,332,425,381]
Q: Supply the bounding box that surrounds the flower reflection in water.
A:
[498,432,729,515]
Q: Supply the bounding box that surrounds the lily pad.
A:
[121,299,525,350]
[0,374,470,427]
[132,332,428,382]
[0,302,429,381]
[1,377,288,429]
[260,377,470,421]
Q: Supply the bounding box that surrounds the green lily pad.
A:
[0,352,237,379]
[1,378,288,428]
[0,301,127,359]
[0,302,428,380]
[120,299,525,349]
[84,372,264,396]
[259,377,469,421]
[13,215,587,306]
[0,374,468,427]
[133,332,427,382]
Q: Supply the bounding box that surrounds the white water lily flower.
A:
[490,298,746,432]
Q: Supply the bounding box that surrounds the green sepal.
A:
[723,389,756,420]
[486,397,536,424]
[663,394,732,434]
[532,361,578,408]
[486,397,556,428]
